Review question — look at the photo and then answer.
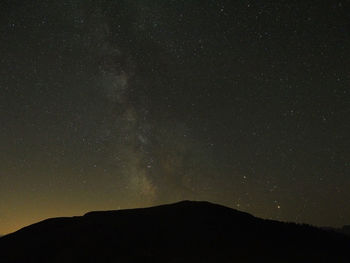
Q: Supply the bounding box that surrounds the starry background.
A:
[0,0,349,234]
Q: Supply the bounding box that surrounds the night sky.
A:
[1,1,349,235]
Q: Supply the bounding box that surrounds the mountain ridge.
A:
[1,200,349,263]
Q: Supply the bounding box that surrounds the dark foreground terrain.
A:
[1,201,349,262]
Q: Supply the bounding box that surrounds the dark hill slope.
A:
[1,201,349,263]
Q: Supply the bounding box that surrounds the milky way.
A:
[0,1,349,234]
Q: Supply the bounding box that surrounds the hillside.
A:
[0,201,349,263]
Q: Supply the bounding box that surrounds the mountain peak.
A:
[1,201,349,263]
[83,200,251,220]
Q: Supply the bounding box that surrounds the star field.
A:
[0,0,349,234]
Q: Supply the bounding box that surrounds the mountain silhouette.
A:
[0,200,349,262]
